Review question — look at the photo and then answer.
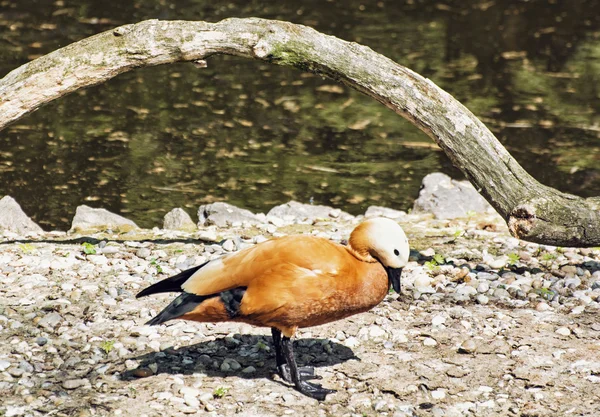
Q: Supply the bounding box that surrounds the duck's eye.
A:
[394,249,400,256]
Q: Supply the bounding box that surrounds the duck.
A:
[136,217,409,400]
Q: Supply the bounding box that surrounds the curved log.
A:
[1,18,598,246]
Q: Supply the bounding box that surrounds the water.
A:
[1,0,599,230]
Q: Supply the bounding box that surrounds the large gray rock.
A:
[267,200,354,222]
[413,172,494,219]
[69,205,138,233]
[163,208,196,231]
[197,202,261,227]
[365,205,407,220]
[0,196,43,234]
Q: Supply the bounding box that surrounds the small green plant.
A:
[213,386,229,398]
[100,340,115,354]
[534,288,555,301]
[507,253,520,265]
[150,258,163,273]
[255,340,269,351]
[82,242,96,255]
[541,252,557,262]
[18,243,36,253]
[452,229,464,241]
[466,210,476,217]
[424,253,445,273]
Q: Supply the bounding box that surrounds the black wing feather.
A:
[136,261,209,298]
[145,292,208,325]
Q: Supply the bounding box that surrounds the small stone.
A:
[148,363,159,374]
[8,367,24,377]
[493,288,510,299]
[535,302,550,312]
[242,366,256,373]
[555,327,571,336]
[431,389,446,400]
[133,368,153,378]
[459,339,477,354]
[222,239,235,252]
[489,256,507,270]
[423,337,437,347]
[0,360,10,371]
[431,315,446,327]
[477,281,490,293]
[19,360,34,373]
[373,400,388,411]
[414,274,433,288]
[136,248,151,258]
[63,378,90,390]
[344,337,360,348]
[35,337,48,346]
[476,294,489,305]
[368,325,387,338]
[38,312,62,330]
[184,395,200,408]
[456,285,477,297]
[571,305,585,315]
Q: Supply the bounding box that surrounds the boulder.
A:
[413,172,494,219]
[69,205,138,233]
[197,202,261,227]
[163,208,196,231]
[267,200,354,222]
[364,205,406,220]
[0,196,43,234]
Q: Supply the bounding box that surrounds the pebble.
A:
[536,302,551,312]
[242,366,256,373]
[222,239,235,252]
[133,368,153,377]
[38,312,62,330]
[431,315,446,327]
[476,294,489,305]
[0,360,11,371]
[63,378,90,390]
[136,248,152,258]
[184,395,200,408]
[555,327,571,336]
[459,339,478,354]
[493,288,510,299]
[431,389,446,400]
[477,281,490,293]
[423,337,437,347]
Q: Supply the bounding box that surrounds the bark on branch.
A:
[1,18,598,246]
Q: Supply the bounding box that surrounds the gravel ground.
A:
[2,212,600,417]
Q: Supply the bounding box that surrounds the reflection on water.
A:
[0,0,599,230]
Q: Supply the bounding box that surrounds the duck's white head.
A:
[349,217,409,293]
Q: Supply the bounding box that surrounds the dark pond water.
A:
[1,0,599,230]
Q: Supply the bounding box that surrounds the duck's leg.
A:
[281,335,335,400]
[271,328,319,381]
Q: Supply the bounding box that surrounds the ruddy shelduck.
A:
[137,217,409,400]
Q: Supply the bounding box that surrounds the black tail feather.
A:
[136,261,209,298]
[146,292,210,325]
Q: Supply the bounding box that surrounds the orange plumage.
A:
[137,217,409,400]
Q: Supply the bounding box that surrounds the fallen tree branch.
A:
[1,18,598,246]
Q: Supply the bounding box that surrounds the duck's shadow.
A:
[121,333,358,382]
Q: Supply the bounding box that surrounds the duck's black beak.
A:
[386,267,403,294]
